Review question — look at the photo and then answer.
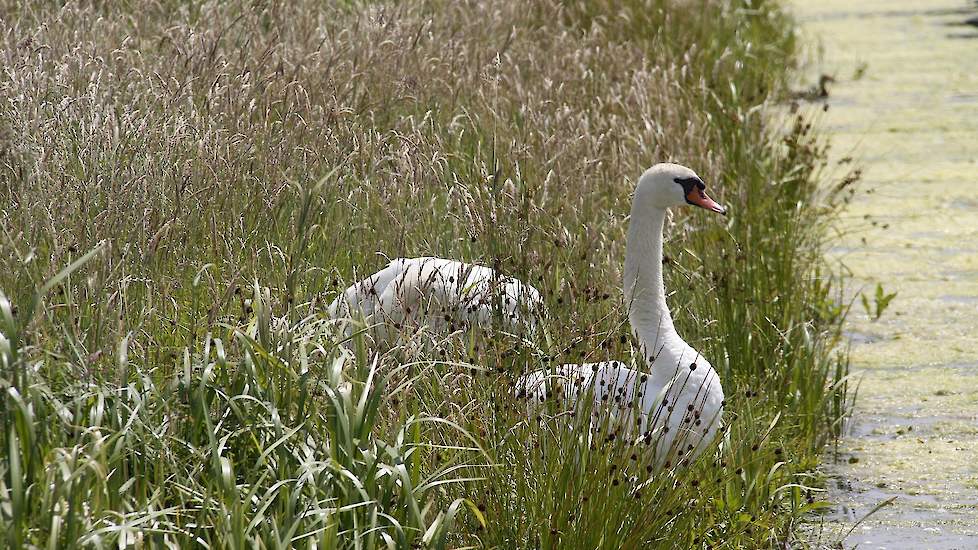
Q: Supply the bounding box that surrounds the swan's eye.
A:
[673,177,706,194]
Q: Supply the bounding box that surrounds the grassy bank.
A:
[0,0,848,547]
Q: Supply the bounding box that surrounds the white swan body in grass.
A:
[518,163,727,467]
[328,257,542,337]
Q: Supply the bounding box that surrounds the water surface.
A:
[791,1,978,547]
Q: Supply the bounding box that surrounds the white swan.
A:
[328,257,542,338]
[519,163,727,468]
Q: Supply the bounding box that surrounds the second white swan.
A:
[328,257,542,339]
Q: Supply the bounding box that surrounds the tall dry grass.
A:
[0,0,850,547]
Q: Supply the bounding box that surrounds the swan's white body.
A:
[328,257,542,337]
[519,163,726,467]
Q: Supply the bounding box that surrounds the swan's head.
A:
[635,163,726,215]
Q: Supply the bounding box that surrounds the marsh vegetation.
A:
[1,0,850,547]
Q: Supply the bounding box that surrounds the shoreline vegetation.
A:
[1,0,851,547]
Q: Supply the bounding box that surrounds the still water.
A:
[791,0,978,548]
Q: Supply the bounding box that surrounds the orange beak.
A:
[686,187,727,215]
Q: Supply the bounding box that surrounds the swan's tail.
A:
[328,259,411,321]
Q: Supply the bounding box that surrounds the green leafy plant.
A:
[861,283,898,321]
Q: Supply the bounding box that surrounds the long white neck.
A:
[623,205,687,360]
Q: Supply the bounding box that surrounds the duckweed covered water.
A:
[793,0,978,547]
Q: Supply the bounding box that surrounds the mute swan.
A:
[518,163,727,468]
[328,256,542,338]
